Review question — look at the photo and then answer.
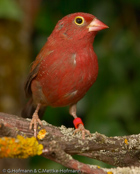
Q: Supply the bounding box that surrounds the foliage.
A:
[0,0,22,20]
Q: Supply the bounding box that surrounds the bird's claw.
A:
[73,124,91,139]
[29,113,42,137]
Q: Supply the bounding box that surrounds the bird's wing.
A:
[24,40,54,98]
[24,61,40,98]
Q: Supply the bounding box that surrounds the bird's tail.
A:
[21,98,46,119]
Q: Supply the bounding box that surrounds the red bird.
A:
[22,12,108,139]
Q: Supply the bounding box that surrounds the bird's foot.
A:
[29,113,42,137]
[73,124,91,139]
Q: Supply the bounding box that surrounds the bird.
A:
[22,12,108,139]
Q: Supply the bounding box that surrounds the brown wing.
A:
[24,63,40,98]
[24,45,54,98]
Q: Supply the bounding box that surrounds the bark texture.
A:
[0,112,140,174]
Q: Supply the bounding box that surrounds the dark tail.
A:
[21,98,46,119]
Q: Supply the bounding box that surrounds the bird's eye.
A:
[74,16,84,25]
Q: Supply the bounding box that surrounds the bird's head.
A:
[50,12,108,43]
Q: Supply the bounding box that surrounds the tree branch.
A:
[0,112,140,174]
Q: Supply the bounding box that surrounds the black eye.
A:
[75,16,84,25]
[76,18,83,24]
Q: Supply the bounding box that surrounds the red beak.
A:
[88,18,109,32]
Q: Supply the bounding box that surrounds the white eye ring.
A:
[74,16,84,25]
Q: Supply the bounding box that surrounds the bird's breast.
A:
[35,46,98,107]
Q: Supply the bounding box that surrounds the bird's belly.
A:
[40,64,98,107]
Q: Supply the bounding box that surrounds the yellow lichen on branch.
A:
[0,135,43,158]
[124,138,128,145]
[37,129,47,140]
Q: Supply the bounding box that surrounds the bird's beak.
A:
[88,18,109,32]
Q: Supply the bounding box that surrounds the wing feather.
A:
[24,63,40,98]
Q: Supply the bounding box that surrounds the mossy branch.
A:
[0,112,140,174]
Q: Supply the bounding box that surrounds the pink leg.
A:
[29,103,42,137]
[69,104,91,139]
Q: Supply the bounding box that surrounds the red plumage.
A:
[22,12,108,138]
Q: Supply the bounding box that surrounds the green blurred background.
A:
[0,0,140,171]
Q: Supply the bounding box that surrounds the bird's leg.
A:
[29,103,42,137]
[69,104,91,139]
